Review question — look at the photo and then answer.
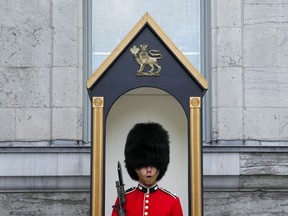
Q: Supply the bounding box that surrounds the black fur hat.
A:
[124,122,170,181]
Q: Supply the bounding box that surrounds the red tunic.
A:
[112,184,183,216]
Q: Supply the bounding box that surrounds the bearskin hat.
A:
[124,122,170,181]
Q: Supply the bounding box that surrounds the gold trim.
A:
[92,97,104,216]
[86,12,208,90]
[190,97,202,216]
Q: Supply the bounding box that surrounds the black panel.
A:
[89,25,205,118]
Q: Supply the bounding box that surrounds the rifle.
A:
[113,161,126,216]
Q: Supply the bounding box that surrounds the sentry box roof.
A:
[87,12,208,116]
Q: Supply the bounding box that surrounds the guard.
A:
[112,122,184,216]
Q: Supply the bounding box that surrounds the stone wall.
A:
[0,0,83,142]
[211,0,288,141]
[1,0,288,215]
[204,191,288,216]
[205,0,288,215]
[0,1,87,214]
[203,152,288,215]
[0,192,90,216]
[1,191,287,216]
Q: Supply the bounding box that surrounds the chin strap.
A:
[135,169,160,187]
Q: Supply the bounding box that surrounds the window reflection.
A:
[91,0,201,72]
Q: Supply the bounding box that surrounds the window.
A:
[91,1,201,72]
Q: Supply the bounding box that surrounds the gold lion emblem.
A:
[130,44,163,76]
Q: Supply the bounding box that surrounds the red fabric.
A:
[112,185,183,216]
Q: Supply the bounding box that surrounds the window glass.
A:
[91,0,201,73]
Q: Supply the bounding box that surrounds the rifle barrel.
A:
[118,161,124,185]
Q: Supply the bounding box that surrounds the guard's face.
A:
[137,166,159,187]
[139,166,158,179]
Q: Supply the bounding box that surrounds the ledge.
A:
[2,140,288,153]
[204,140,288,153]
[203,146,288,153]
[0,140,90,153]
[2,175,288,192]
[0,146,91,153]
[0,176,90,192]
[203,175,288,191]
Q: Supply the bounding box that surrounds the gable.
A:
[87,12,208,91]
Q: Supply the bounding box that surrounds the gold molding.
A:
[92,97,104,216]
[89,95,204,215]
[189,97,202,216]
[86,12,208,90]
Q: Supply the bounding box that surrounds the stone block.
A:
[0,152,90,177]
[244,2,287,27]
[279,108,288,139]
[217,28,242,67]
[204,175,240,190]
[277,70,287,106]
[217,107,243,139]
[211,107,219,140]
[209,68,218,107]
[0,67,50,108]
[211,29,217,68]
[17,27,52,67]
[0,109,15,141]
[0,28,19,66]
[53,27,78,67]
[203,153,240,175]
[244,68,282,107]
[243,27,278,67]
[0,0,50,28]
[283,3,288,27]
[0,192,90,216]
[16,108,51,140]
[279,28,288,67]
[204,191,288,215]
[57,153,90,175]
[217,67,243,107]
[77,0,83,28]
[52,108,82,140]
[0,176,89,191]
[52,67,79,107]
[211,68,217,108]
[217,0,242,27]
[78,28,83,68]
[0,27,52,67]
[240,153,288,175]
[243,108,279,139]
[0,153,57,176]
[240,175,288,190]
[53,0,79,28]
[77,67,84,107]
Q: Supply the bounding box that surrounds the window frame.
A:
[83,0,211,144]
